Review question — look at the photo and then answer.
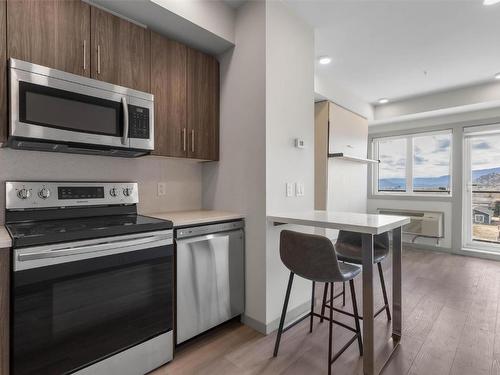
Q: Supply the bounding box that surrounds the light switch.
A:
[286,183,293,197]
[295,182,304,197]
[157,182,167,196]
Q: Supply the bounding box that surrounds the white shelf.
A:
[328,152,379,164]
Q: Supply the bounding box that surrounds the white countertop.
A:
[147,210,244,227]
[267,211,410,235]
[0,226,12,248]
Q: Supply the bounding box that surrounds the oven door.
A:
[11,230,173,375]
[10,65,129,149]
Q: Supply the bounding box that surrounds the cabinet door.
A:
[0,248,10,375]
[0,0,6,144]
[91,7,150,92]
[187,48,219,161]
[7,0,90,77]
[151,32,187,157]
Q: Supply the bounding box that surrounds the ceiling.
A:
[286,0,500,104]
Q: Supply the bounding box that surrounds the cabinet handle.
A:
[191,129,195,153]
[83,40,87,71]
[97,45,101,74]
[182,128,187,152]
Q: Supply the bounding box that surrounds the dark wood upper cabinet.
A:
[0,0,6,144]
[151,32,187,158]
[91,7,150,92]
[7,0,90,77]
[187,48,219,161]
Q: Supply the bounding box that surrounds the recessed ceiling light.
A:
[495,72,500,80]
[318,56,332,65]
[484,0,500,5]
[378,98,389,104]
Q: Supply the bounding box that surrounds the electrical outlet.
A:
[286,182,293,197]
[157,182,167,196]
[295,182,304,197]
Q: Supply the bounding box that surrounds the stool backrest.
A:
[336,230,389,249]
[279,230,344,282]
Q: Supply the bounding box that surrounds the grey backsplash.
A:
[0,148,203,223]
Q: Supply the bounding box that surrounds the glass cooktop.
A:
[6,214,172,248]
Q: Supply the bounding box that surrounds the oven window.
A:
[12,246,172,375]
[19,81,122,136]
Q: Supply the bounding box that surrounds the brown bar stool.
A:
[273,230,363,375]
[321,230,391,322]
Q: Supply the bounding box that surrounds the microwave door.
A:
[10,67,127,149]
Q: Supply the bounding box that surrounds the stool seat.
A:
[338,261,362,280]
[336,243,389,264]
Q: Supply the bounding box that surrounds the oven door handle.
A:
[18,233,171,262]
[121,96,129,146]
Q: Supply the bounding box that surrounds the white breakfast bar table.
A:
[267,211,410,375]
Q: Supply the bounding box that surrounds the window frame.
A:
[372,129,453,197]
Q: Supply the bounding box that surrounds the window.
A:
[474,214,485,224]
[373,130,452,195]
[377,138,406,192]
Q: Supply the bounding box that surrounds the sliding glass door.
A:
[464,125,500,251]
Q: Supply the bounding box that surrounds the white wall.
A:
[149,0,236,44]
[0,149,202,224]
[202,0,268,328]
[374,81,500,120]
[265,1,315,331]
[315,75,374,120]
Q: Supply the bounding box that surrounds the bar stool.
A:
[321,230,391,322]
[273,230,363,375]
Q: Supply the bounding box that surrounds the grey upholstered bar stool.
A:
[273,230,363,375]
[321,230,391,322]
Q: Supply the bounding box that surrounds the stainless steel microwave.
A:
[8,59,154,157]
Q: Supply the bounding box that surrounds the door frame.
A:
[462,124,500,252]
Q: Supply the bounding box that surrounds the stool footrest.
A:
[324,303,388,320]
[330,334,361,364]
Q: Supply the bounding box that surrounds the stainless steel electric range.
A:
[5,181,174,375]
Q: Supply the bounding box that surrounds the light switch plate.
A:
[286,182,293,197]
[157,182,167,196]
[295,182,304,197]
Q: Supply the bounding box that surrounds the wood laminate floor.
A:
[152,248,500,375]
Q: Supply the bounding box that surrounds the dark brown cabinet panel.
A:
[0,247,9,375]
[7,0,90,77]
[187,48,219,161]
[0,0,6,144]
[151,32,187,158]
[91,7,150,92]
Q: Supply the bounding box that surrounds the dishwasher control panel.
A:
[176,220,244,239]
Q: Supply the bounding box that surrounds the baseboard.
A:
[241,314,267,334]
[403,242,453,253]
[264,300,311,335]
[242,300,312,335]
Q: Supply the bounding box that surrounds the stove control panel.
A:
[6,182,139,209]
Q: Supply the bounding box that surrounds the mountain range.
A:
[379,166,500,190]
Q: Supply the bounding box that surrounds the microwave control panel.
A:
[128,105,150,139]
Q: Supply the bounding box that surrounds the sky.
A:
[471,135,500,171]
[378,133,452,179]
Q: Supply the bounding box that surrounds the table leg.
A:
[392,227,402,339]
[362,233,374,375]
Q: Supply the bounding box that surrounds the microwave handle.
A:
[121,96,129,146]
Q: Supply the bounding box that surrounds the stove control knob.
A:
[17,188,31,200]
[38,187,51,199]
[109,187,119,197]
[123,187,133,197]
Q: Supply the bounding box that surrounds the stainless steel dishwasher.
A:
[175,220,245,344]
